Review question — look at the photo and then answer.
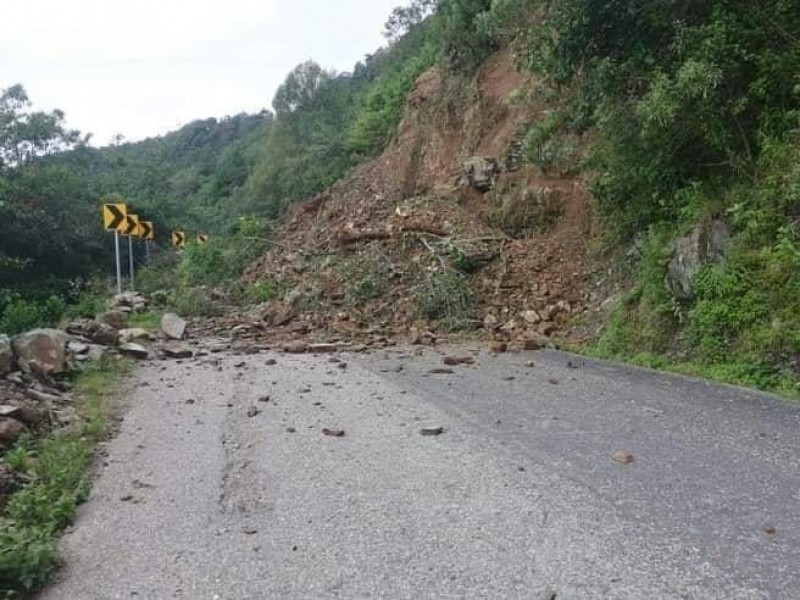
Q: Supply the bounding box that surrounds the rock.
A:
[519,333,549,351]
[118,328,151,344]
[260,302,294,327]
[120,343,149,360]
[0,405,23,419]
[611,449,635,465]
[420,426,445,436]
[97,310,128,331]
[442,355,475,366]
[522,310,541,325]
[67,341,90,355]
[489,341,507,354]
[665,219,731,299]
[0,335,13,376]
[12,329,68,374]
[282,341,309,354]
[459,156,500,192]
[26,388,64,404]
[322,428,345,437]
[161,347,193,359]
[0,417,25,447]
[429,368,454,374]
[161,313,187,340]
[66,320,118,346]
[538,322,558,337]
[483,314,499,331]
[89,322,119,346]
[246,406,261,418]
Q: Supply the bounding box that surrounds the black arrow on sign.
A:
[123,215,138,236]
[104,204,126,230]
[139,221,152,239]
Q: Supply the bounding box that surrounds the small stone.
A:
[243,527,258,535]
[286,427,296,433]
[548,378,559,385]
[265,358,277,366]
[442,355,475,366]
[258,395,271,403]
[764,526,777,536]
[282,341,309,354]
[120,494,134,502]
[322,428,345,437]
[611,450,635,465]
[488,341,507,354]
[420,426,445,436]
[246,406,260,418]
[429,368,453,374]
[120,343,149,360]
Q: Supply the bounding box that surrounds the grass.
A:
[573,338,800,402]
[126,310,161,332]
[0,356,130,596]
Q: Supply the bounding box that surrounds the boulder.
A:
[0,417,25,448]
[120,343,149,360]
[261,302,294,327]
[459,156,500,192]
[0,335,13,376]
[161,313,187,340]
[665,219,731,300]
[66,320,118,346]
[118,328,151,344]
[97,310,128,331]
[12,329,68,374]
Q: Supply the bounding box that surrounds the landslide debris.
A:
[242,51,598,349]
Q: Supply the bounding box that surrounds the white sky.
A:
[1,0,402,145]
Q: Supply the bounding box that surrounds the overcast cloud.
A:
[2,0,402,145]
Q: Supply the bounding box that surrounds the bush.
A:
[0,293,66,335]
[341,254,391,307]
[416,269,477,331]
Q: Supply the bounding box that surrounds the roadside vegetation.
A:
[0,357,130,596]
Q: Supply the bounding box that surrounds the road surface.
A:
[41,344,800,599]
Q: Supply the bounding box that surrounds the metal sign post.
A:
[128,235,135,290]
[114,230,122,295]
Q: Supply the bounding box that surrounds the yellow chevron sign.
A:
[171,230,186,248]
[102,203,127,231]
[138,221,154,240]
[196,234,209,245]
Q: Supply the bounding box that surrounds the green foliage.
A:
[243,281,278,304]
[0,293,65,335]
[416,269,477,331]
[0,357,128,594]
[341,254,392,307]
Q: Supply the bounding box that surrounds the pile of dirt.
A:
[244,51,599,347]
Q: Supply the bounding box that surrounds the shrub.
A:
[416,269,477,331]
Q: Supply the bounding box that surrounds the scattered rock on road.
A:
[612,450,635,465]
[420,426,445,436]
[322,428,345,437]
[282,341,310,354]
[489,341,507,354]
[442,355,475,366]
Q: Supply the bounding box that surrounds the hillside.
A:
[245,51,595,345]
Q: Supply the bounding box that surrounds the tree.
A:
[384,0,437,42]
[272,61,332,116]
[0,84,84,169]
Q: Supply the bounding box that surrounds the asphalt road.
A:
[41,344,800,599]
